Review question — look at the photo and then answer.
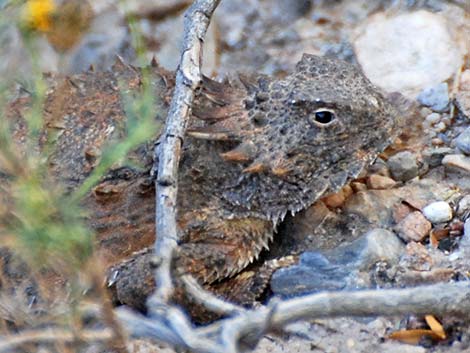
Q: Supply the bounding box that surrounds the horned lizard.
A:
[4,54,404,320]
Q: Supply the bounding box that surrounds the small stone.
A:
[457,195,470,216]
[420,107,433,118]
[422,201,453,224]
[441,117,451,127]
[431,138,445,146]
[417,82,450,112]
[433,121,447,132]
[395,211,432,242]
[367,174,396,189]
[455,127,470,155]
[387,151,419,182]
[442,154,470,173]
[425,112,441,125]
[422,147,453,167]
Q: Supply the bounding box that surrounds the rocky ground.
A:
[1,0,470,352]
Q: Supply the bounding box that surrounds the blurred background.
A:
[0,0,467,99]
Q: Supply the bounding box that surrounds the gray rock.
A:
[417,82,450,112]
[457,195,470,216]
[422,147,453,167]
[455,127,470,155]
[271,229,404,297]
[462,218,470,248]
[422,201,453,224]
[387,151,419,181]
[442,154,470,174]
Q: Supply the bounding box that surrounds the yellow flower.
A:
[21,0,56,33]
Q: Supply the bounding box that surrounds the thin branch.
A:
[217,281,470,348]
[151,0,221,306]
[0,328,113,353]
[116,282,470,353]
[4,282,469,353]
[181,275,246,317]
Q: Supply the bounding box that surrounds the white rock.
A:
[353,10,463,98]
[425,112,441,126]
[422,201,453,224]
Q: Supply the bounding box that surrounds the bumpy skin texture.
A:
[6,54,403,319]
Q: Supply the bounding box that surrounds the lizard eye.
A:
[311,109,335,126]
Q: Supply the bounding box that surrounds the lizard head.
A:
[190,54,405,220]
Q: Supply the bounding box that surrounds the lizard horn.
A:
[220,141,257,163]
[187,129,239,141]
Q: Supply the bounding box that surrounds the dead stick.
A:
[0,328,113,353]
[218,282,470,349]
[151,0,221,306]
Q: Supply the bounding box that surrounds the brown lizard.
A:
[4,54,405,320]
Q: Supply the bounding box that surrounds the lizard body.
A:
[5,54,404,319]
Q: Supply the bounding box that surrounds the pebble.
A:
[271,229,404,297]
[387,151,419,182]
[417,82,450,112]
[422,201,453,224]
[433,121,447,132]
[431,137,445,146]
[394,211,432,242]
[424,112,441,126]
[422,147,453,167]
[442,154,470,173]
[455,127,470,155]
[420,107,432,118]
[457,195,470,216]
[367,174,396,190]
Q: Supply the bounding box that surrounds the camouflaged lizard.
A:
[5,54,405,319]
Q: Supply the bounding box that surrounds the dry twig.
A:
[151,0,221,307]
[114,282,470,353]
[2,282,469,353]
[0,328,113,353]
[181,275,246,317]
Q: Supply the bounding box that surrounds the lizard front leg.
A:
[175,211,274,283]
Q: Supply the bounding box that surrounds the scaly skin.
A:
[5,54,404,319]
